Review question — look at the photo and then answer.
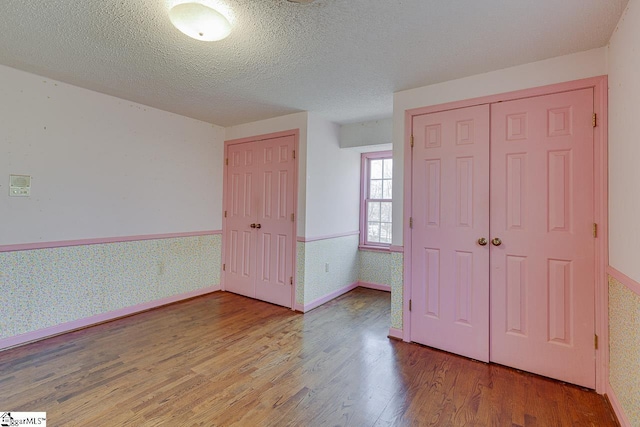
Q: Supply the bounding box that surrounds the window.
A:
[360,151,393,248]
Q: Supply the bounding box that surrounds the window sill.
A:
[358,244,392,253]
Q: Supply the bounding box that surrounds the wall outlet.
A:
[325,263,329,273]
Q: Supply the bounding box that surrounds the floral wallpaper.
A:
[359,250,403,329]
[389,252,404,330]
[1,232,405,344]
[0,235,221,340]
[608,275,640,426]
[298,234,360,305]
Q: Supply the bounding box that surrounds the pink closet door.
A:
[225,142,259,299]
[254,135,296,308]
[224,135,296,308]
[410,104,491,362]
[490,88,595,388]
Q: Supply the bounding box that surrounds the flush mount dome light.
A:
[169,2,231,41]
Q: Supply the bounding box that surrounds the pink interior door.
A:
[254,135,296,308]
[410,104,490,362]
[224,135,296,308]
[490,88,595,388]
[225,142,259,299]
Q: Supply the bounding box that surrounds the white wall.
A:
[608,1,640,281]
[305,113,361,238]
[340,118,392,149]
[0,65,225,245]
[392,47,608,245]
[225,112,309,237]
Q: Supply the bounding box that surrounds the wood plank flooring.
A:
[0,288,617,426]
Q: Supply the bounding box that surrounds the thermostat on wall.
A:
[10,174,31,197]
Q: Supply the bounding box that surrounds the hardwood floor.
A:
[0,288,617,426]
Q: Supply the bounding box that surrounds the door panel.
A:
[255,136,296,307]
[225,144,257,298]
[411,104,491,362]
[224,135,296,308]
[490,88,595,388]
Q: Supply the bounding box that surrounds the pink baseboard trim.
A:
[388,328,403,340]
[358,281,391,292]
[300,281,359,312]
[607,383,631,427]
[297,231,360,243]
[607,266,640,297]
[0,230,223,253]
[0,285,221,351]
[293,302,304,312]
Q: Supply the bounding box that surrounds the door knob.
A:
[250,223,256,228]
[255,223,262,229]
[477,237,488,246]
[491,237,502,246]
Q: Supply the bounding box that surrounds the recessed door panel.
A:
[225,144,257,298]
[411,104,490,363]
[255,136,296,307]
[490,88,595,388]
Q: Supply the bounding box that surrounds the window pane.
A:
[368,201,381,221]
[370,179,383,199]
[380,222,392,244]
[361,153,393,247]
[370,159,383,179]
[368,222,381,242]
[383,159,393,179]
[382,179,393,199]
[380,202,392,222]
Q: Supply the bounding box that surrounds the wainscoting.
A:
[294,234,403,322]
[607,271,640,426]
[0,233,222,349]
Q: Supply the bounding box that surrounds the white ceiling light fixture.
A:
[169,2,231,41]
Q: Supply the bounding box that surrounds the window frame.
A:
[360,150,393,251]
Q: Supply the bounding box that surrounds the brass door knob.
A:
[491,237,502,246]
[477,237,488,246]
[255,223,262,229]
[250,223,256,228]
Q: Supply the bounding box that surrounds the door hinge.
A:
[222,263,226,271]
[594,334,599,350]
[409,299,412,311]
[410,135,414,148]
[224,210,227,218]
[593,223,598,238]
[409,217,413,228]
[290,276,293,285]
[293,150,296,159]
[291,213,295,222]
[225,158,229,166]
[592,113,597,128]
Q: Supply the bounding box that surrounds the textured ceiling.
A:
[0,0,628,126]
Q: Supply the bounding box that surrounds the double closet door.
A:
[410,88,596,388]
[224,134,296,308]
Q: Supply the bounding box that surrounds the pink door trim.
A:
[402,76,609,393]
[222,129,299,310]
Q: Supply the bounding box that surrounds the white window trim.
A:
[360,150,393,251]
